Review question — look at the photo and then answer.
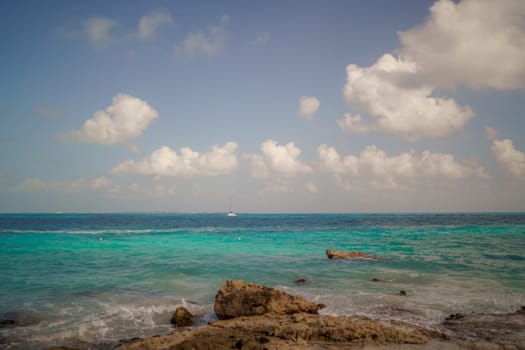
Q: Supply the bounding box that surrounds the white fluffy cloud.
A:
[244,140,312,178]
[341,0,525,140]
[399,0,525,90]
[343,54,473,140]
[176,16,228,56]
[318,144,487,190]
[63,94,158,145]
[112,142,238,177]
[138,10,173,40]
[84,17,117,48]
[336,113,369,133]
[492,138,525,178]
[297,96,320,119]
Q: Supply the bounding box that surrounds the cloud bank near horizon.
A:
[112,142,239,177]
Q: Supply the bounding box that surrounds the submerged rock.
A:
[170,307,194,327]
[294,277,307,284]
[326,249,379,260]
[214,280,323,320]
[371,277,395,283]
[445,313,465,321]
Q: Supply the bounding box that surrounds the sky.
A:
[0,0,524,213]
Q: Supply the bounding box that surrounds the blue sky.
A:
[1,0,524,213]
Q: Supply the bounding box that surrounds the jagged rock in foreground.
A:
[53,282,525,350]
[116,280,437,349]
[116,313,437,350]
[214,279,323,320]
[326,249,379,260]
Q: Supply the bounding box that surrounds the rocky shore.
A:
[110,280,525,350]
[115,280,439,350]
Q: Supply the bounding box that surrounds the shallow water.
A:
[1,213,524,349]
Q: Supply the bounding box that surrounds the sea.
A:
[1,213,524,349]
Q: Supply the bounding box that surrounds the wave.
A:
[0,292,215,350]
[0,228,232,235]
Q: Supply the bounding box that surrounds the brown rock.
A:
[170,307,194,327]
[326,249,379,260]
[113,282,525,350]
[115,313,435,350]
[214,280,323,320]
[295,277,307,284]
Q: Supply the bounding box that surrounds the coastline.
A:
[3,279,524,349]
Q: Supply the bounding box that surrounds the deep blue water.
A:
[1,213,524,349]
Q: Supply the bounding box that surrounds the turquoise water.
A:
[1,213,524,349]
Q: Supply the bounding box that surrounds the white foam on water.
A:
[287,271,525,332]
[0,228,195,235]
[0,292,215,350]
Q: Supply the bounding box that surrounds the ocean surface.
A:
[1,213,524,349]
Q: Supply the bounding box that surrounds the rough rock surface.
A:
[170,307,194,327]
[49,284,525,350]
[116,280,440,350]
[326,249,379,260]
[443,308,525,347]
[116,313,437,350]
[214,280,323,320]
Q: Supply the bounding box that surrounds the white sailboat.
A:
[227,197,237,217]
